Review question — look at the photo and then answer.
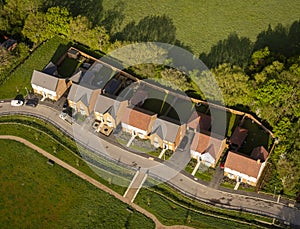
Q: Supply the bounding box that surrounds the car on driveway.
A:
[11,100,23,106]
[25,98,39,107]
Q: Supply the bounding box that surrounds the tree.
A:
[0,47,12,71]
[211,64,253,106]
[159,68,191,91]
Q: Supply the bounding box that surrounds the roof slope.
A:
[94,94,122,117]
[187,111,211,131]
[31,70,60,91]
[190,132,223,159]
[151,117,181,142]
[67,84,96,106]
[120,107,156,131]
[251,146,269,162]
[224,151,262,178]
[229,126,248,148]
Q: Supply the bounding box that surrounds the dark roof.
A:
[151,117,181,142]
[31,70,60,91]
[251,146,269,162]
[94,94,123,117]
[130,89,148,106]
[229,126,248,148]
[67,84,96,106]
[104,78,121,94]
[80,62,116,90]
[42,62,57,75]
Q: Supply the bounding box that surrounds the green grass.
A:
[185,159,214,182]
[135,179,274,228]
[0,36,71,99]
[226,112,242,137]
[103,0,300,55]
[0,139,155,229]
[239,118,272,155]
[0,115,134,194]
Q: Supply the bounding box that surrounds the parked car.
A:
[25,98,39,107]
[63,100,68,108]
[220,150,229,169]
[178,136,188,151]
[10,100,23,106]
[59,112,67,120]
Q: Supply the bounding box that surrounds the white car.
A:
[11,100,23,106]
[59,112,67,120]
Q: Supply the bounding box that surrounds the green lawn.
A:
[0,139,154,229]
[0,115,133,194]
[0,36,71,99]
[135,179,273,228]
[103,0,300,55]
[57,57,81,78]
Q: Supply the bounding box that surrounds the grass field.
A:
[0,115,133,194]
[0,36,71,99]
[0,139,154,229]
[135,179,273,228]
[103,0,300,55]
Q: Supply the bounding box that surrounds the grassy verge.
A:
[0,36,72,99]
[0,115,134,194]
[135,179,275,228]
[0,139,154,229]
[185,159,214,182]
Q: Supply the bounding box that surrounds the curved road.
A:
[1,102,300,227]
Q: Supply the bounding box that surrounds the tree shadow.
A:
[254,20,300,57]
[199,33,253,69]
[101,1,125,35]
[113,15,177,44]
[43,0,104,26]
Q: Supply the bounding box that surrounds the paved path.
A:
[124,171,148,202]
[1,103,300,227]
[0,135,192,229]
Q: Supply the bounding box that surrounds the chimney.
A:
[257,159,261,164]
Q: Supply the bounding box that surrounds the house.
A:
[67,83,100,116]
[94,94,128,129]
[224,151,266,186]
[250,146,269,162]
[190,132,226,167]
[129,89,148,106]
[229,126,248,149]
[187,111,212,132]
[150,117,186,151]
[31,63,70,101]
[120,106,157,139]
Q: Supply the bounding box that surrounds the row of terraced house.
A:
[30,47,274,187]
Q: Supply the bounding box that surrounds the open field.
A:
[103,0,300,55]
[0,115,133,194]
[0,139,154,229]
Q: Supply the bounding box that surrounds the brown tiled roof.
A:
[130,89,148,106]
[190,132,223,159]
[187,111,211,131]
[229,126,248,148]
[251,146,269,162]
[224,151,262,178]
[120,107,156,131]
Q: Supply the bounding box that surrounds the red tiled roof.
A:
[120,106,155,131]
[251,146,269,162]
[224,151,262,178]
[187,111,211,131]
[190,132,223,159]
[229,126,248,148]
